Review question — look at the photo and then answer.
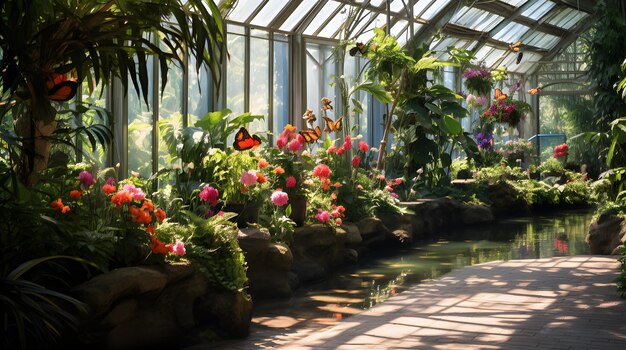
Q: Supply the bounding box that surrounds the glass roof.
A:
[221,0,597,75]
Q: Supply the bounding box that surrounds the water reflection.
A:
[250,210,594,338]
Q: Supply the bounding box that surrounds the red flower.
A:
[358,141,369,153]
[352,155,361,167]
[312,164,331,179]
[146,225,156,235]
[155,208,166,223]
[150,236,172,254]
[51,198,70,213]
[102,184,117,196]
[256,172,267,184]
[111,190,133,207]
[69,190,82,199]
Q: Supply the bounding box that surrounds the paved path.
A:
[201,256,626,349]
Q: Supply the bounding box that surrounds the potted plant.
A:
[463,66,494,96]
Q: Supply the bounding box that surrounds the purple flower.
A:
[79,171,96,187]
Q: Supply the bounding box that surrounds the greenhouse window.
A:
[521,0,555,20]
[250,0,291,27]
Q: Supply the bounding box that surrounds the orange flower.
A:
[51,198,64,210]
[331,192,337,200]
[256,172,267,184]
[155,208,166,223]
[150,236,172,254]
[333,182,342,188]
[111,190,133,208]
[146,224,156,235]
[141,200,154,212]
[69,190,82,199]
[129,205,151,224]
[321,178,331,190]
[274,166,285,175]
[335,218,342,226]
[258,159,269,169]
[102,184,117,196]
[61,205,70,214]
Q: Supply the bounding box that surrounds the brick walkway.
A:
[199,256,626,350]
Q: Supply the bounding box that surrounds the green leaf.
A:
[195,108,232,130]
[442,115,462,135]
[285,204,292,217]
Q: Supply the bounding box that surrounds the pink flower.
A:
[394,178,403,185]
[377,175,386,181]
[271,191,289,206]
[337,146,345,155]
[352,155,361,167]
[106,177,116,186]
[385,186,393,192]
[327,145,337,153]
[391,193,399,199]
[343,135,352,150]
[286,176,297,188]
[172,240,186,256]
[199,185,219,206]
[296,134,305,144]
[122,184,146,201]
[277,136,288,148]
[357,184,364,190]
[288,139,303,152]
[312,164,331,179]
[79,171,96,187]
[358,141,369,153]
[240,170,258,186]
[315,209,330,223]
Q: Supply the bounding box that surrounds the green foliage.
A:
[156,213,248,295]
[475,165,528,184]
[617,242,626,298]
[588,0,626,128]
[537,157,565,176]
[1,256,90,349]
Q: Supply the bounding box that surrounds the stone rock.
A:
[356,217,389,238]
[75,264,252,350]
[196,290,253,338]
[342,248,359,263]
[160,262,196,283]
[73,266,167,317]
[392,229,412,244]
[291,224,342,283]
[586,215,626,255]
[488,182,531,216]
[237,226,292,298]
[460,203,494,225]
[340,222,363,246]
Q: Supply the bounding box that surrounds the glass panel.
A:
[306,42,337,130]
[525,31,560,50]
[188,62,210,126]
[473,45,495,65]
[158,59,183,170]
[497,0,528,6]
[547,8,587,30]
[250,0,291,27]
[483,48,507,67]
[515,52,542,74]
[273,37,290,143]
[280,0,319,32]
[356,13,386,42]
[391,0,405,12]
[418,0,451,21]
[228,0,264,23]
[451,7,504,32]
[226,32,245,117]
[398,23,423,46]
[320,8,349,38]
[249,36,269,133]
[304,1,342,36]
[492,22,530,43]
[370,0,385,6]
[390,20,408,38]
[522,0,555,20]
[127,56,154,177]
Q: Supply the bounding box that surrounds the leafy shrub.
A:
[475,165,527,184]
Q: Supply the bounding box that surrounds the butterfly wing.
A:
[323,116,343,132]
[299,127,321,143]
[528,87,541,95]
[233,127,260,151]
[516,51,523,64]
[508,41,522,52]
[494,88,508,101]
[349,46,359,57]
[334,116,343,132]
[48,80,78,101]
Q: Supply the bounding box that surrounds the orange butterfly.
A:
[494,88,508,101]
[508,41,522,52]
[47,74,78,101]
[528,87,542,95]
[233,127,261,151]
[299,126,322,143]
[322,116,343,132]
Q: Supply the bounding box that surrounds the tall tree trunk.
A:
[16,111,57,186]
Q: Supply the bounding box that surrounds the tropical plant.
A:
[0,0,227,184]
[1,256,90,350]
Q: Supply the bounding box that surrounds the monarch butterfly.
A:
[516,51,523,64]
[528,87,542,95]
[233,127,261,151]
[494,88,508,101]
[47,74,78,101]
[302,108,316,124]
[299,126,322,143]
[349,42,368,56]
[508,41,522,52]
[322,116,343,132]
